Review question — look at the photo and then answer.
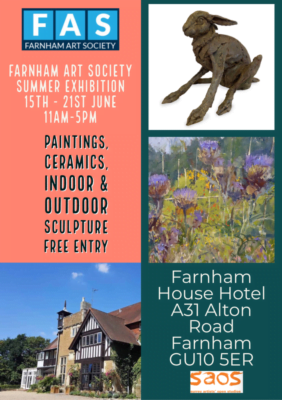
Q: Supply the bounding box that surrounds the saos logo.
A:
[22,9,119,50]
[190,371,243,394]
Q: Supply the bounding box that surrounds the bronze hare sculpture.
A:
[162,11,262,126]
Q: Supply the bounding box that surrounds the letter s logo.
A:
[96,14,111,36]
[230,371,242,386]
[190,371,202,386]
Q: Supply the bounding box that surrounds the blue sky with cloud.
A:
[0,263,140,340]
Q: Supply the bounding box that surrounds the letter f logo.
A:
[33,14,47,36]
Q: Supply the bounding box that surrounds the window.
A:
[71,325,80,337]
[82,364,88,374]
[47,350,56,360]
[82,333,102,347]
[60,357,67,385]
[94,333,102,344]
[36,352,44,360]
[81,362,101,390]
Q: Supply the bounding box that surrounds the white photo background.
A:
[149,4,275,130]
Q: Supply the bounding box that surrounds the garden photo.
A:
[149,137,275,263]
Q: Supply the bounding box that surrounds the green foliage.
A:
[29,383,38,391]
[132,334,141,384]
[68,390,135,398]
[100,370,117,391]
[0,384,20,391]
[37,375,59,392]
[0,334,50,385]
[70,391,113,398]
[132,357,141,383]
[111,343,141,392]
[68,364,81,389]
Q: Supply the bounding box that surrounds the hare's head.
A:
[182,11,237,38]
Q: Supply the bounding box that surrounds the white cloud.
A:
[40,332,46,337]
[95,263,110,273]
[72,272,83,279]
[52,331,57,336]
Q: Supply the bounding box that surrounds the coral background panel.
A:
[0,0,141,262]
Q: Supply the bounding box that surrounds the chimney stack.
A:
[80,297,91,321]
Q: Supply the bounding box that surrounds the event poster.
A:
[0,0,280,399]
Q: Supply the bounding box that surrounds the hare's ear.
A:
[208,14,237,26]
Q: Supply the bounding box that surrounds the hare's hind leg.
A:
[217,55,262,116]
[194,78,212,84]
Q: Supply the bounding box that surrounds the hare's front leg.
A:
[162,67,208,104]
[187,50,226,126]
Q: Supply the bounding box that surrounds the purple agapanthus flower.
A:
[149,174,169,186]
[214,157,224,167]
[173,188,197,201]
[194,210,202,222]
[173,188,197,220]
[199,140,219,151]
[157,243,166,252]
[189,210,204,228]
[198,140,221,165]
[245,154,274,171]
[244,154,274,197]
[148,174,171,203]
[232,181,244,190]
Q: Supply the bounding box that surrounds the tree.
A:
[0,335,50,384]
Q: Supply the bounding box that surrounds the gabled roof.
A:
[69,308,140,350]
[109,302,141,325]
[43,338,58,351]
[91,308,140,345]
